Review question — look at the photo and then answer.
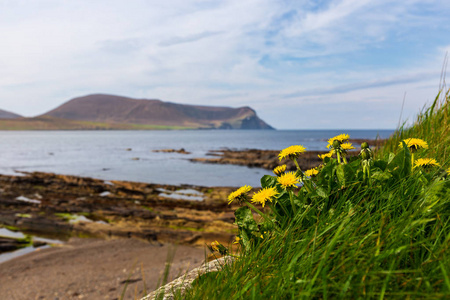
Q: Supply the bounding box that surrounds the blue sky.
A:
[1,0,449,129]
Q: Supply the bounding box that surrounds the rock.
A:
[0,172,236,246]
[152,148,191,154]
[141,256,235,300]
[190,149,324,171]
[0,237,30,253]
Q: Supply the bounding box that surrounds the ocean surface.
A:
[0,130,394,187]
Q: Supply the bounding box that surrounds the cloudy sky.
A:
[1,0,449,129]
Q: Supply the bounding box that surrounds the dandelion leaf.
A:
[261,175,277,188]
[234,206,259,250]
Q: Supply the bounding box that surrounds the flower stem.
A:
[288,190,297,216]
[302,178,313,194]
[293,158,301,171]
[244,200,279,230]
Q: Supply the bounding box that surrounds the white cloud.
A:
[0,0,449,128]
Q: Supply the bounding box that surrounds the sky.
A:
[1,0,449,129]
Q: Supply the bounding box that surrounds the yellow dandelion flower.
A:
[414,158,440,168]
[304,168,319,177]
[341,143,355,151]
[326,134,350,149]
[447,167,450,175]
[318,152,334,160]
[400,138,428,150]
[277,172,300,189]
[251,187,279,207]
[211,240,220,251]
[233,236,241,244]
[278,145,306,161]
[273,165,287,176]
[227,185,252,204]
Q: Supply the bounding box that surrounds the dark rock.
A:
[152,148,191,154]
[0,172,237,247]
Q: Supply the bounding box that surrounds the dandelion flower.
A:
[278,145,306,161]
[273,165,287,176]
[341,143,355,151]
[251,187,278,207]
[233,236,241,244]
[447,167,450,175]
[400,138,428,150]
[318,152,333,160]
[277,172,300,189]
[211,241,220,251]
[414,158,440,168]
[304,168,319,177]
[228,185,252,205]
[326,134,350,149]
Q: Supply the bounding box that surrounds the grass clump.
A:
[181,91,450,299]
[382,89,450,162]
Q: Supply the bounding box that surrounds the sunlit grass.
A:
[180,90,450,299]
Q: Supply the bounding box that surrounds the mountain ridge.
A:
[0,94,273,130]
[40,94,273,129]
[0,109,22,119]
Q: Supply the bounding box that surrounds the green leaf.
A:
[234,206,259,250]
[336,164,345,185]
[387,142,411,178]
[261,175,277,188]
[373,159,388,171]
[336,164,355,187]
[316,187,328,198]
[387,152,395,164]
[371,171,392,182]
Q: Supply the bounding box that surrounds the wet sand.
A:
[0,238,206,300]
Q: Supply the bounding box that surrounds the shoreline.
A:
[188,138,385,171]
[0,144,385,299]
[0,237,206,300]
[0,171,237,299]
[0,172,237,251]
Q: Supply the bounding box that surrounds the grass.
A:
[179,90,450,299]
[0,116,227,130]
[381,89,450,164]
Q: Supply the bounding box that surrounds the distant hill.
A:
[40,94,274,130]
[0,109,22,119]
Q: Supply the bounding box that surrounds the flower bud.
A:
[332,140,341,149]
[361,148,371,160]
[361,142,369,149]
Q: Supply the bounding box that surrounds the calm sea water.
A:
[0,130,393,187]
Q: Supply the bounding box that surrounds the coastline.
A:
[0,172,237,250]
[0,171,237,299]
[189,138,385,171]
[0,144,384,299]
[0,238,205,300]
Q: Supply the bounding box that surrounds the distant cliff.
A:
[38,94,274,130]
[0,109,22,119]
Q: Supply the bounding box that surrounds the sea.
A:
[0,130,394,187]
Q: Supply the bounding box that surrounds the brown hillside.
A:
[0,109,22,119]
[41,94,273,129]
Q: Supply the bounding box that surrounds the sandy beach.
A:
[0,237,206,300]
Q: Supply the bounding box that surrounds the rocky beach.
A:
[189,138,383,171]
[0,171,239,299]
[0,144,375,299]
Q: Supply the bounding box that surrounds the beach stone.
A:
[141,256,235,300]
